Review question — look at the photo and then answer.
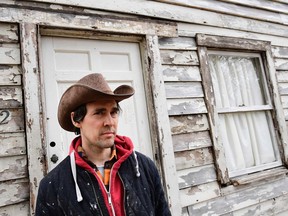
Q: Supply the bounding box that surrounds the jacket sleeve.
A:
[150,161,172,216]
[35,178,64,216]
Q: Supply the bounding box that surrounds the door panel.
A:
[41,36,152,171]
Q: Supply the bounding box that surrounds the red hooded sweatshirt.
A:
[69,135,134,216]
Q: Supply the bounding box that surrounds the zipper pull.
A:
[107,192,112,205]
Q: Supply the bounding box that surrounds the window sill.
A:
[231,167,288,186]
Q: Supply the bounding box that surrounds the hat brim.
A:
[58,84,134,132]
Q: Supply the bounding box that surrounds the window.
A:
[197,34,288,184]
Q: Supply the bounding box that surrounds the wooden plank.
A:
[169,114,210,135]
[0,201,29,216]
[175,147,214,170]
[0,86,23,108]
[276,71,288,83]
[280,95,288,108]
[188,177,288,215]
[197,33,270,51]
[162,65,201,82]
[165,82,203,99]
[0,132,26,157]
[278,83,288,95]
[172,131,212,152]
[0,6,177,37]
[0,43,20,64]
[20,23,46,213]
[0,23,18,43]
[8,0,288,38]
[221,0,288,14]
[0,155,27,181]
[178,164,217,189]
[167,98,207,115]
[275,58,288,70]
[230,194,288,216]
[145,35,181,215]
[179,181,220,207]
[158,36,196,50]
[0,108,24,133]
[178,23,288,47]
[160,50,199,65]
[0,65,22,85]
[272,46,288,59]
[0,179,29,207]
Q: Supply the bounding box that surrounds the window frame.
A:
[196,34,288,184]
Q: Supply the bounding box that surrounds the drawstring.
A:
[133,151,140,177]
[70,151,83,202]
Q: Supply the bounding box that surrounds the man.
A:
[35,73,171,216]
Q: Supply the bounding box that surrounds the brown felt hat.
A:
[58,73,134,131]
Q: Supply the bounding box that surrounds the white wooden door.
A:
[41,36,152,171]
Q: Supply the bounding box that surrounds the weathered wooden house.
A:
[1,0,288,215]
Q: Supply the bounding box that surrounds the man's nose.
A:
[104,114,114,126]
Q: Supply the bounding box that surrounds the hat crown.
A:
[77,73,113,94]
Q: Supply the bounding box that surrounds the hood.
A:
[69,135,141,203]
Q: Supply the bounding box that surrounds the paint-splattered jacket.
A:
[35,135,171,216]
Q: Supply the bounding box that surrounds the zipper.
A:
[118,173,127,216]
[85,171,104,216]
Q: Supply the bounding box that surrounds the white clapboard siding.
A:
[169,114,210,134]
[0,201,29,216]
[165,82,204,99]
[0,179,29,207]
[0,86,23,108]
[0,132,26,157]
[0,109,24,133]
[0,66,22,86]
[0,23,18,43]
[188,177,288,215]
[175,147,214,170]
[167,98,207,115]
[172,131,212,152]
[272,46,288,59]
[159,37,197,50]
[161,50,199,65]
[162,65,202,82]
[0,155,27,181]
[178,164,217,189]
[0,44,20,64]
[275,58,288,70]
[277,71,288,83]
[179,181,220,208]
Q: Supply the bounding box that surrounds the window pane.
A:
[219,111,279,176]
[208,54,266,108]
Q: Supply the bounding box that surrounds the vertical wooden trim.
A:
[197,46,230,184]
[265,46,288,165]
[20,23,46,215]
[145,35,181,215]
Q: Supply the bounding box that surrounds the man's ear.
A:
[71,112,80,128]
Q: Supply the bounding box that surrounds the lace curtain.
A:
[208,54,279,176]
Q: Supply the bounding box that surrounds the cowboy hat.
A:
[58,73,134,131]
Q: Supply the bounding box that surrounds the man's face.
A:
[73,100,119,151]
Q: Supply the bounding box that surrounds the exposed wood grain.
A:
[0,44,20,64]
[0,65,22,86]
[162,65,201,82]
[178,164,217,189]
[0,86,23,108]
[172,131,212,152]
[175,147,214,170]
[160,50,199,65]
[167,98,207,115]
[0,108,24,133]
[0,6,177,37]
[0,179,29,207]
[159,36,197,50]
[188,177,288,215]
[169,114,210,135]
[0,132,26,157]
[0,201,29,216]
[165,82,203,99]
[179,181,220,207]
[0,155,27,181]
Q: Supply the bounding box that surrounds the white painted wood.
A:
[20,23,46,214]
[0,132,26,157]
[0,23,18,42]
[146,35,181,215]
[0,44,20,64]
[0,66,22,86]
[0,155,27,181]
[162,65,201,82]
[41,36,153,170]
[179,181,220,207]
[167,98,207,115]
[0,201,29,216]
